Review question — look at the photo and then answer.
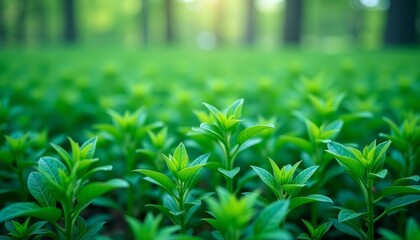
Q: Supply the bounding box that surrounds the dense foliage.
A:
[0,49,419,240]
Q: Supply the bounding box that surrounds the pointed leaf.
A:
[254,199,289,234]
[384,195,420,215]
[251,166,279,197]
[294,165,319,184]
[277,135,313,153]
[178,164,205,182]
[332,219,363,239]
[392,175,419,186]
[218,167,240,179]
[290,194,333,210]
[0,202,61,223]
[382,185,420,197]
[27,172,55,207]
[237,124,274,145]
[337,207,365,222]
[326,142,365,180]
[80,136,98,159]
[38,157,67,183]
[368,169,388,180]
[174,142,189,170]
[134,169,176,192]
[75,179,128,213]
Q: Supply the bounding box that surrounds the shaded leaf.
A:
[337,207,365,222]
[135,169,176,192]
[254,200,289,234]
[0,202,61,223]
[237,124,274,145]
[290,194,333,211]
[27,172,55,207]
[218,167,240,179]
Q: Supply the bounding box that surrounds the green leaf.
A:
[50,143,71,170]
[301,219,315,237]
[178,164,205,182]
[197,123,224,142]
[326,142,365,180]
[290,194,333,211]
[253,200,289,234]
[294,165,319,184]
[75,179,128,214]
[251,166,279,197]
[277,135,313,153]
[190,153,210,166]
[406,218,420,240]
[384,195,420,215]
[173,142,189,170]
[237,124,274,145]
[368,169,388,180]
[332,219,363,239]
[382,185,420,197]
[392,175,420,186]
[297,233,311,240]
[134,169,176,192]
[237,138,262,154]
[218,167,240,179]
[315,221,333,239]
[0,202,61,223]
[371,140,391,171]
[27,172,55,207]
[337,207,365,222]
[80,136,98,159]
[378,228,403,240]
[225,98,243,118]
[38,156,67,183]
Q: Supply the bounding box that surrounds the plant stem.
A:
[366,179,375,240]
[177,184,186,233]
[63,202,73,240]
[126,149,135,215]
[222,132,234,192]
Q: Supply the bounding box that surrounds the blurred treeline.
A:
[0,0,418,50]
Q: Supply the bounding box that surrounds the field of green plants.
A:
[0,48,419,240]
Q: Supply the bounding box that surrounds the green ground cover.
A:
[0,48,419,239]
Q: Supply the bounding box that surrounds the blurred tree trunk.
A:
[0,0,6,45]
[164,0,175,44]
[214,0,225,46]
[63,0,76,43]
[245,0,257,46]
[283,0,303,45]
[15,0,27,44]
[349,9,364,46]
[34,1,48,44]
[141,0,149,46]
[384,0,418,46]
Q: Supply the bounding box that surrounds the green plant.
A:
[0,131,47,202]
[327,140,420,240]
[203,187,291,240]
[0,218,51,240]
[192,99,274,192]
[134,142,209,234]
[251,158,333,224]
[277,118,342,224]
[125,213,188,240]
[94,108,162,215]
[137,127,175,172]
[380,116,419,177]
[0,137,128,239]
[297,220,332,240]
[379,217,420,240]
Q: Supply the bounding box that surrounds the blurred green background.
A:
[0,0,419,50]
